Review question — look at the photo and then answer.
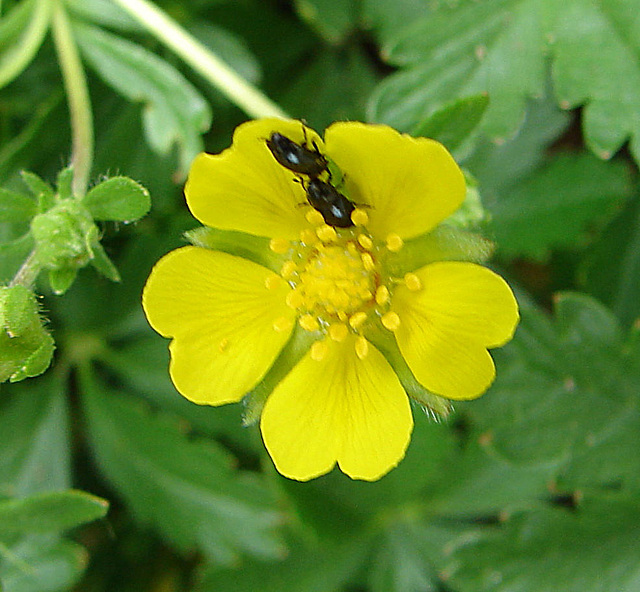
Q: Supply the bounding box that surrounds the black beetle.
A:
[305,178,355,228]
[266,131,328,178]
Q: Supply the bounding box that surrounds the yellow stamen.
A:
[386,233,404,252]
[305,209,325,227]
[285,289,305,309]
[300,228,318,245]
[265,275,283,291]
[351,208,369,226]
[299,314,320,332]
[328,323,349,342]
[349,311,367,330]
[361,252,375,272]
[317,225,337,243]
[273,316,294,333]
[269,238,290,254]
[357,233,373,250]
[404,272,422,291]
[311,340,328,361]
[381,311,401,331]
[280,260,298,279]
[375,285,390,305]
[218,338,229,353]
[355,336,369,360]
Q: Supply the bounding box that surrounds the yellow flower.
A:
[142,119,519,482]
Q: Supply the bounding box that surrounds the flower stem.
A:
[9,250,41,290]
[51,0,93,197]
[110,0,289,120]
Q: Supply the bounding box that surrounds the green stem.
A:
[110,0,289,120]
[9,250,41,290]
[51,0,93,197]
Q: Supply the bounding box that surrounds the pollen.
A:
[300,228,318,245]
[361,252,376,272]
[317,224,337,243]
[349,311,367,330]
[280,260,298,279]
[311,339,328,361]
[299,314,320,332]
[381,311,401,331]
[306,209,325,227]
[351,208,369,226]
[286,288,305,309]
[375,285,390,305]
[355,335,369,360]
[357,234,373,250]
[265,275,283,290]
[269,238,290,254]
[386,233,404,252]
[329,323,349,342]
[404,272,422,291]
[273,316,294,333]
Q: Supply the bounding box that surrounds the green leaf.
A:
[19,171,54,210]
[0,490,108,536]
[88,242,120,282]
[293,0,358,43]
[446,493,640,592]
[80,365,285,564]
[82,176,150,222]
[371,0,640,163]
[490,152,633,259]
[412,94,490,153]
[73,22,211,176]
[0,373,70,496]
[0,0,51,89]
[0,187,36,222]
[66,0,143,32]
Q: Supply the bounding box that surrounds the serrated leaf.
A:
[412,94,490,153]
[371,0,640,163]
[82,176,150,222]
[490,152,633,259]
[0,490,107,536]
[73,22,211,176]
[0,187,36,222]
[447,493,640,592]
[80,366,285,564]
[0,374,70,496]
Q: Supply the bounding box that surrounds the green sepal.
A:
[82,176,151,221]
[444,172,489,229]
[185,226,285,274]
[386,225,494,278]
[243,325,317,425]
[364,321,453,419]
[89,241,121,282]
[0,285,55,383]
[0,187,37,222]
[48,267,79,295]
[20,170,55,211]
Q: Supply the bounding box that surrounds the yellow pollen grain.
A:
[273,316,294,333]
[265,275,283,291]
[305,209,325,227]
[355,335,369,360]
[357,233,373,250]
[317,224,337,243]
[269,237,290,254]
[347,241,359,257]
[404,272,422,291]
[280,260,298,279]
[351,208,369,226]
[285,289,305,309]
[375,285,390,305]
[381,311,401,332]
[218,338,229,353]
[349,311,367,330]
[299,314,320,332]
[328,323,349,342]
[311,340,328,361]
[361,252,376,272]
[300,228,318,245]
[386,233,404,252]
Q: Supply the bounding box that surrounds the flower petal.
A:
[142,246,295,405]
[393,262,519,400]
[260,336,413,481]
[324,122,465,240]
[185,118,323,239]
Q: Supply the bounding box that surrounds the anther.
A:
[317,225,337,243]
[273,316,294,333]
[310,340,328,361]
[299,314,320,332]
[351,208,369,226]
[349,311,367,330]
[357,233,373,250]
[328,323,349,342]
[285,289,305,309]
[305,209,325,227]
[280,261,298,279]
[361,252,376,272]
[269,238,290,254]
[381,311,401,331]
[265,275,283,291]
[299,228,318,245]
[355,336,369,360]
[375,285,390,305]
[404,272,422,291]
[386,233,404,252]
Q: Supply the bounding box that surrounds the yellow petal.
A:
[185,118,324,239]
[393,262,519,400]
[323,122,466,240]
[142,246,295,405]
[260,336,413,481]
